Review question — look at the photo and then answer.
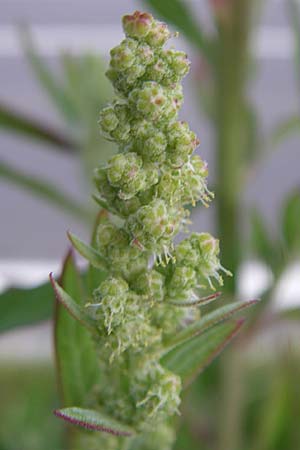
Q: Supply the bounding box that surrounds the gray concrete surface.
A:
[0,0,299,260]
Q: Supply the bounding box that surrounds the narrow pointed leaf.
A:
[21,27,78,122]
[50,272,96,333]
[92,194,118,216]
[269,115,300,147]
[0,160,89,223]
[163,299,258,353]
[0,280,53,333]
[67,231,108,271]
[54,252,99,406]
[0,102,76,151]
[167,291,222,307]
[86,210,109,295]
[161,320,244,387]
[54,407,135,436]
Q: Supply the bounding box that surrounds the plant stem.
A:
[215,0,251,294]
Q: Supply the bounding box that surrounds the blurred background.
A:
[0,0,300,449]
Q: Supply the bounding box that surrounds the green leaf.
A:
[0,280,53,333]
[86,210,109,295]
[254,354,300,450]
[167,291,222,307]
[143,0,214,62]
[162,299,258,353]
[54,407,135,436]
[269,115,300,148]
[20,27,78,123]
[282,190,300,251]
[0,160,90,223]
[54,251,99,406]
[92,194,116,215]
[0,102,76,152]
[67,231,108,271]
[50,272,96,333]
[161,319,244,387]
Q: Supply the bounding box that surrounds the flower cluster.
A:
[81,11,229,450]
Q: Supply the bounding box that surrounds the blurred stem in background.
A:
[214,0,251,293]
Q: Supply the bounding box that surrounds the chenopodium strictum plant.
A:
[51,10,257,450]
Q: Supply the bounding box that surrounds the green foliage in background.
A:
[0,29,116,223]
[0,364,63,450]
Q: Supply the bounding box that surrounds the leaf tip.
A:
[235,317,246,327]
[49,271,55,285]
[66,230,74,243]
[53,408,134,437]
[248,298,260,306]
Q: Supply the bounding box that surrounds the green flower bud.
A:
[145,58,170,84]
[144,163,159,186]
[97,276,129,297]
[167,266,197,299]
[112,318,160,359]
[164,49,190,80]
[181,155,212,206]
[136,43,155,67]
[94,167,117,202]
[150,303,187,337]
[175,237,199,267]
[109,237,140,266]
[167,121,199,167]
[135,364,181,425]
[174,233,231,289]
[107,152,149,200]
[105,67,118,84]
[91,277,129,333]
[156,170,181,204]
[137,185,156,206]
[121,254,149,281]
[114,196,141,217]
[130,81,168,120]
[136,199,168,238]
[134,270,166,302]
[110,103,131,142]
[107,153,128,185]
[132,119,154,140]
[99,105,119,132]
[143,132,167,162]
[122,11,153,39]
[96,220,118,249]
[145,21,171,47]
[110,38,138,71]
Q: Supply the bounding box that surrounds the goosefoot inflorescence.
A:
[58,11,231,450]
